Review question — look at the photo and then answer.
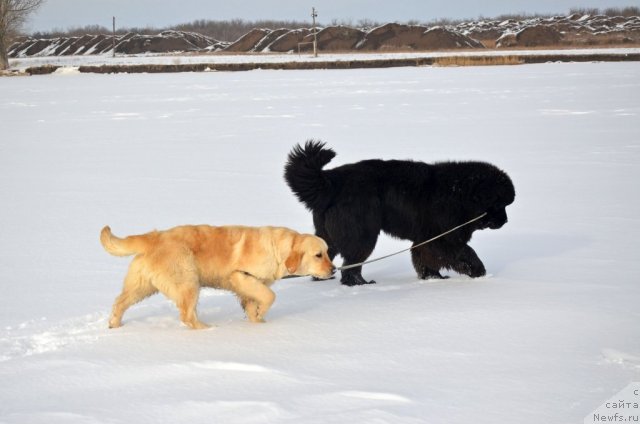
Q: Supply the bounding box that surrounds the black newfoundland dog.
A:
[284,140,515,286]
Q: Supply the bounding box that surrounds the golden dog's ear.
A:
[285,235,302,274]
[285,250,302,274]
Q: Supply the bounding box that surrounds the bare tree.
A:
[1,0,44,70]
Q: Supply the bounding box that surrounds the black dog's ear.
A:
[473,169,515,209]
[472,182,497,207]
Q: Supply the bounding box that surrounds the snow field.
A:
[1,62,639,423]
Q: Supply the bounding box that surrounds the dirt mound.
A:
[12,39,51,56]
[355,24,484,50]
[267,29,312,52]
[356,23,428,50]
[312,26,365,51]
[252,28,291,52]
[458,22,503,44]
[470,14,640,48]
[9,31,228,57]
[118,33,189,54]
[419,27,485,49]
[225,28,270,52]
[115,31,227,54]
[497,25,562,48]
[224,28,308,52]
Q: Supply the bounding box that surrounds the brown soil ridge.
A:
[9,14,640,58]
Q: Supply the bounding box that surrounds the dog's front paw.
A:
[460,264,486,278]
[185,320,211,330]
[341,274,376,286]
[452,258,486,278]
[417,269,447,280]
[246,312,266,323]
[467,261,486,278]
[108,317,122,329]
[469,267,486,278]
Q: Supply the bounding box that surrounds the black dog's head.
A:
[472,164,515,230]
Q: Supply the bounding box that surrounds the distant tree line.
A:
[568,6,640,17]
[27,6,640,42]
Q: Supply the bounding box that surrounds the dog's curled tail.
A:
[284,140,335,211]
[100,226,156,257]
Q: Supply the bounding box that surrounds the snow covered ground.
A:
[1,61,639,423]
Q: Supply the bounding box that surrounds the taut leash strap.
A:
[338,212,487,271]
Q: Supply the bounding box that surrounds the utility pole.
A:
[112,16,116,58]
[311,7,318,57]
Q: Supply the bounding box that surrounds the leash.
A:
[337,212,487,271]
[284,212,487,279]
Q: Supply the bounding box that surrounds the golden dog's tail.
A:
[100,226,156,257]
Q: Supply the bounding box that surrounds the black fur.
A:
[284,140,515,286]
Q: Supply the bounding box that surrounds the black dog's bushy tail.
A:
[284,140,336,211]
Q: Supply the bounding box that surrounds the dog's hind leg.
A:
[150,250,209,330]
[161,278,209,330]
[157,281,208,330]
[229,272,275,323]
[174,284,209,329]
[109,256,158,328]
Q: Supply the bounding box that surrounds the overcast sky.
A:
[28,0,638,32]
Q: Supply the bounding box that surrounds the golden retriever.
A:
[100,225,335,329]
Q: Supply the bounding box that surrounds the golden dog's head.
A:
[285,234,335,279]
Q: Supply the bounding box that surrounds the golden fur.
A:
[100,225,335,329]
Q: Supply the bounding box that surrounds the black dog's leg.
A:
[338,226,381,285]
[451,245,486,278]
[411,244,448,280]
[336,233,379,286]
[340,265,376,286]
[322,204,380,286]
[339,231,379,286]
